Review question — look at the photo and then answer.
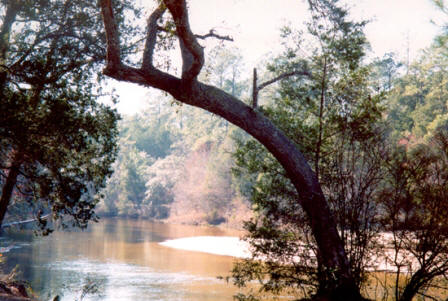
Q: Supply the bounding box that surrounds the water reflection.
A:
[0,218,245,300]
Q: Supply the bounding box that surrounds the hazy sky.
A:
[112,0,445,115]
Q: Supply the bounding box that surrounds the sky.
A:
[111,0,446,115]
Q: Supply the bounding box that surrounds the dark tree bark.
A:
[0,1,19,92]
[0,151,23,227]
[0,1,19,61]
[0,2,22,228]
[99,0,363,299]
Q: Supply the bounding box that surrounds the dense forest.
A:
[1,0,448,300]
[96,46,252,227]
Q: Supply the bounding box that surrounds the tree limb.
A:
[164,0,204,81]
[252,69,311,108]
[142,4,166,70]
[258,70,311,92]
[99,0,122,71]
[0,1,20,62]
[157,26,233,42]
[195,29,233,41]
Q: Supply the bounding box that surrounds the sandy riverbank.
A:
[159,236,251,258]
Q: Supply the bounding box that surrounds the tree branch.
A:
[0,1,20,62]
[164,0,204,81]
[142,4,166,70]
[100,0,179,92]
[252,69,311,108]
[195,29,233,41]
[252,68,258,108]
[99,0,122,72]
[157,26,233,42]
[258,70,311,92]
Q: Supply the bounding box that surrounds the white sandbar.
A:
[159,236,251,258]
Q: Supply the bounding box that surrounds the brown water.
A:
[1,218,246,300]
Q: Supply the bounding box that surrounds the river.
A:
[0,218,247,301]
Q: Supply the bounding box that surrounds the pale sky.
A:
[111,0,445,115]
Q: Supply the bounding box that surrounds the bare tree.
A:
[99,1,363,299]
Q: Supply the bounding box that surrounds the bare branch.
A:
[252,69,311,108]
[195,29,233,42]
[99,0,122,72]
[164,0,204,81]
[142,4,166,70]
[258,70,311,92]
[157,26,233,42]
[416,291,439,301]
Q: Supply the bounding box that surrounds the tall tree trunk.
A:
[0,0,19,93]
[0,1,19,62]
[315,55,327,180]
[0,151,23,228]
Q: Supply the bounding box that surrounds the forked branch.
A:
[195,29,233,41]
[100,0,178,91]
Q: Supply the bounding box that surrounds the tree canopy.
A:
[0,0,137,232]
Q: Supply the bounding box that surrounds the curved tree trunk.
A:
[99,1,363,299]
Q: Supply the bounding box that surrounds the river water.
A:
[0,218,246,301]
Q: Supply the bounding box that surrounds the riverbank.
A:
[98,212,250,232]
[97,195,253,231]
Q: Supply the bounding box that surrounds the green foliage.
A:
[1,83,119,229]
[230,4,448,299]
[99,107,178,219]
[0,0,141,230]
[143,153,181,219]
[387,45,448,139]
[369,53,403,92]
[99,135,152,218]
[121,114,173,159]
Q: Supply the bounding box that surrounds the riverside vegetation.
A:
[1,0,448,300]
